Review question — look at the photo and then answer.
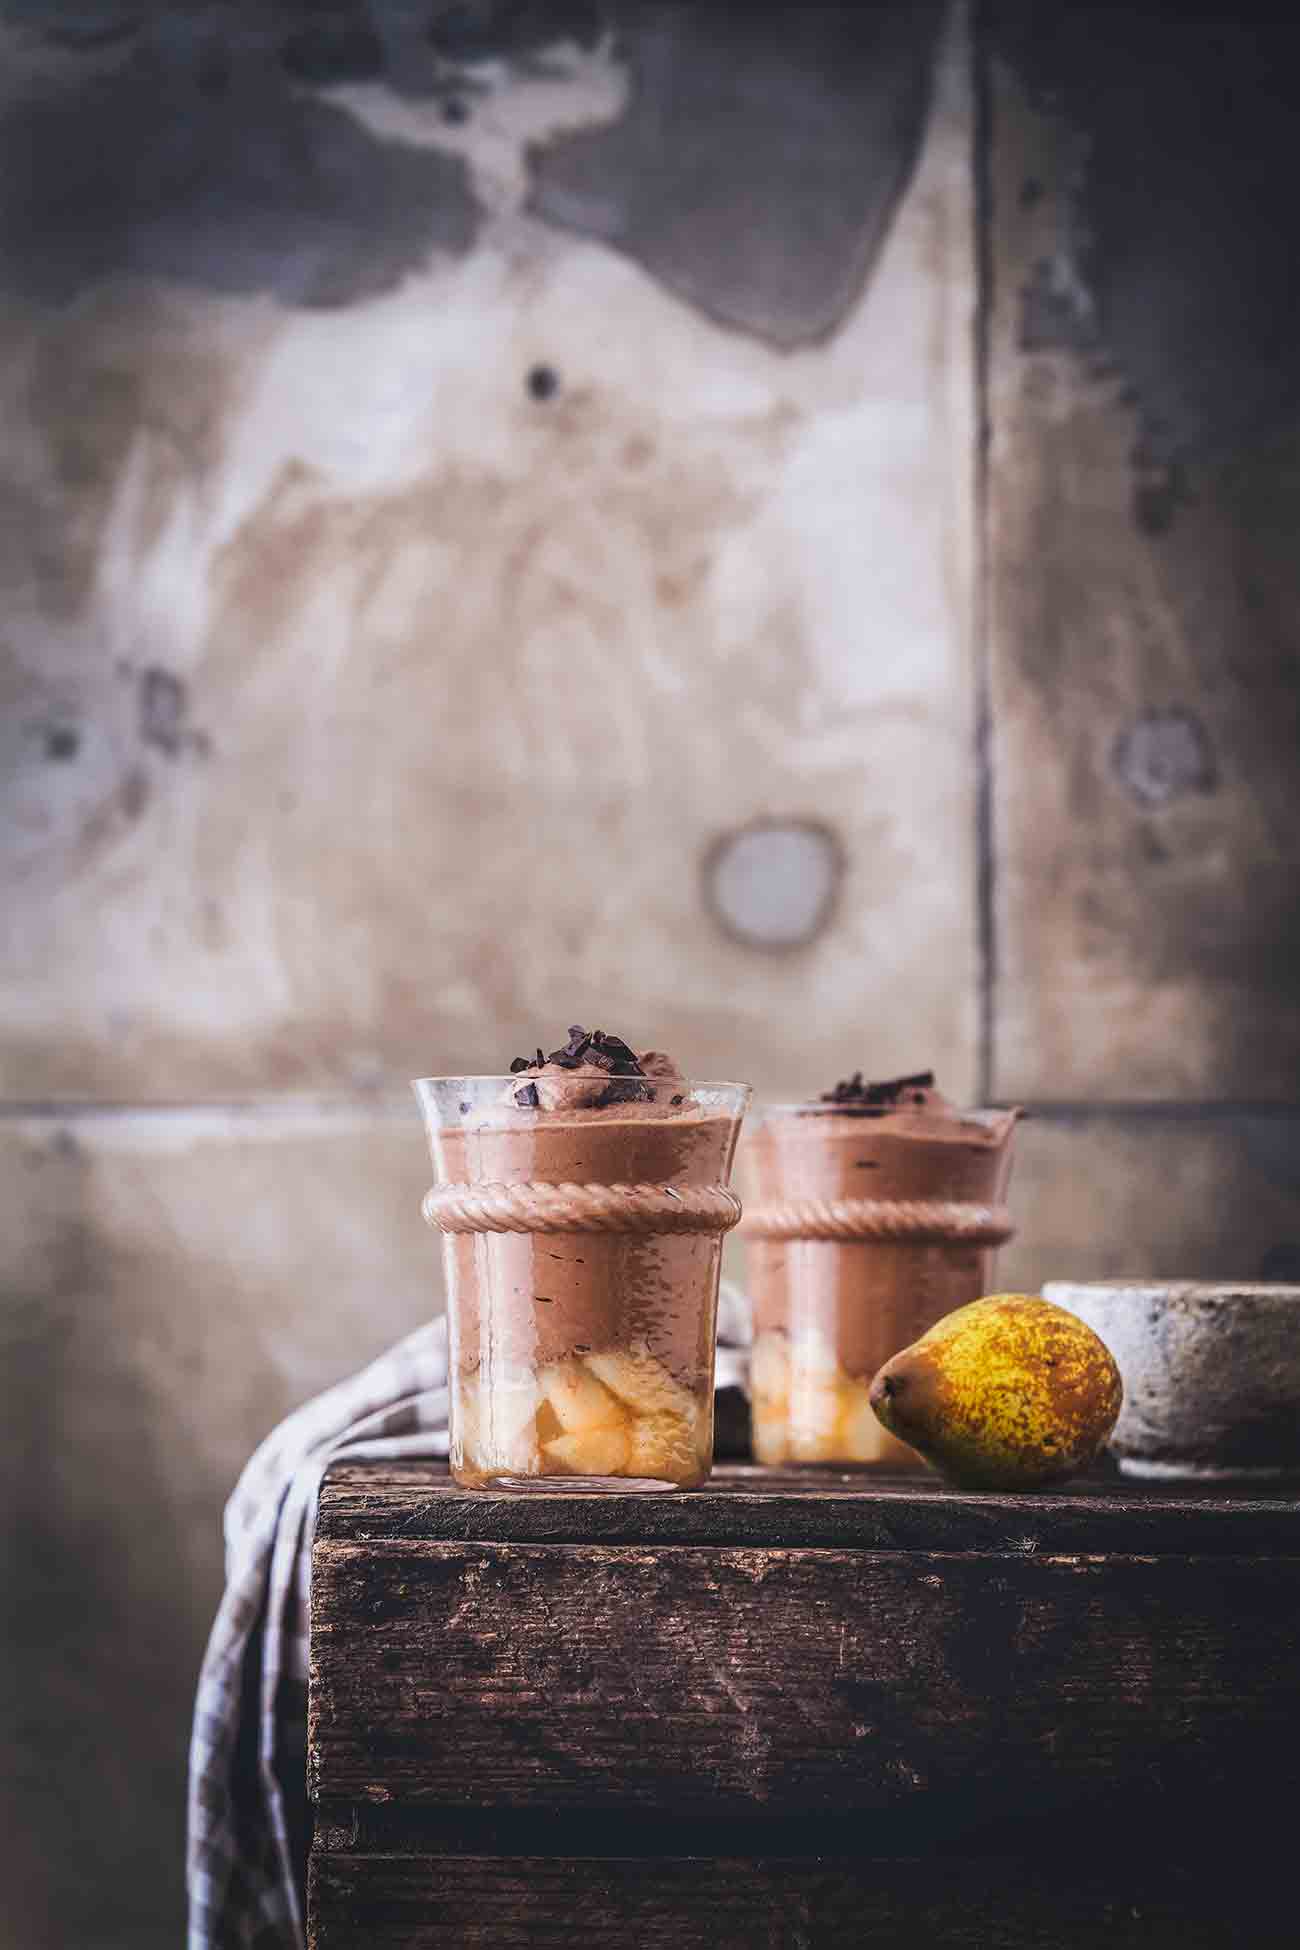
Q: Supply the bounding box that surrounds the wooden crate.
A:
[309,1464,1299,1946]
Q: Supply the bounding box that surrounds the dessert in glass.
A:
[743,1071,1019,1467]
[414,1027,749,1490]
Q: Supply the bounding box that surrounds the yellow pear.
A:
[868,1294,1122,1490]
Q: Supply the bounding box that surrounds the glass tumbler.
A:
[743,1102,1018,1466]
[413,1076,750,1490]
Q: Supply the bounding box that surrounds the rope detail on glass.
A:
[741,1198,1013,1244]
[423,1181,743,1236]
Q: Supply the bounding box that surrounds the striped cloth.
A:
[185,1286,753,1950]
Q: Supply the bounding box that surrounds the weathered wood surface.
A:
[309,1537,1300,1815]
[309,1793,1285,1862]
[308,1850,1285,1949]
[317,1460,1300,1554]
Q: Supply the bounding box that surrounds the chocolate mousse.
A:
[743,1071,1018,1467]
[418,1029,748,1489]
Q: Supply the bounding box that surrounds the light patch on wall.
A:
[316,27,629,222]
[704,819,843,952]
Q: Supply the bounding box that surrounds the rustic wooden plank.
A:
[308,1795,1285,1863]
[308,1850,1285,1949]
[316,1460,1300,1555]
[309,1540,1300,1815]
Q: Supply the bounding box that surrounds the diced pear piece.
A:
[791,1331,841,1380]
[749,1331,790,1410]
[787,1379,842,1438]
[785,1366,845,1460]
[539,1358,626,1434]
[584,1345,698,1423]
[544,1425,631,1476]
[626,1410,701,1482]
[751,1415,789,1466]
[478,1376,542,1472]
[787,1413,850,1462]
[481,1375,539,1441]
[478,1430,540,1472]
[452,1375,481,1468]
[839,1383,890,1464]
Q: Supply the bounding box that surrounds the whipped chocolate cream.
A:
[440,1027,739,1372]
[766,1073,1018,1203]
[745,1073,1019,1427]
[501,1026,677,1111]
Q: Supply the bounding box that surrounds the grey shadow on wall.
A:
[987,0,1300,1096]
[0,4,481,309]
[527,0,947,347]
[993,0,1300,473]
[0,0,946,340]
[2,1131,206,1946]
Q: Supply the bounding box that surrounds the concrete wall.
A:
[1,5,1297,1944]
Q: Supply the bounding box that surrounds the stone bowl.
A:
[1044,1282,1300,1483]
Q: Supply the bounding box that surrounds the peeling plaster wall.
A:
[1,4,1298,1945]
[1,8,974,1942]
[985,1,1300,1101]
[0,0,968,1103]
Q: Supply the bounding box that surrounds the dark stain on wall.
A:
[528,0,946,349]
[1111,709,1216,810]
[138,668,208,759]
[428,0,604,63]
[1130,459,1191,539]
[119,766,149,820]
[44,724,80,761]
[991,1,1300,470]
[1018,257,1095,358]
[0,17,481,308]
[139,669,185,756]
[280,1,385,85]
[4,2,945,340]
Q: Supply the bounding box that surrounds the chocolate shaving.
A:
[514,1081,541,1108]
[547,1023,593,1069]
[589,1029,644,1074]
[820,1068,935,1108]
[509,1023,649,1094]
[593,1078,654,1107]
